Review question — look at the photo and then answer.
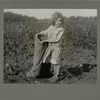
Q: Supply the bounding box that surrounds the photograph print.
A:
[4,9,97,84]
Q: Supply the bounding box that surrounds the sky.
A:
[4,9,97,19]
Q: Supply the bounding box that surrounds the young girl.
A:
[26,12,64,82]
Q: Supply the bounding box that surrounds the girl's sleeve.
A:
[38,26,52,36]
[38,30,48,36]
[49,28,64,42]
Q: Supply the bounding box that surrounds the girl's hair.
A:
[51,12,64,26]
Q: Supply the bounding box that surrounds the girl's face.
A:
[55,18,63,28]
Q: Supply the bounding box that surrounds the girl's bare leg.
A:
[49,64,60,82]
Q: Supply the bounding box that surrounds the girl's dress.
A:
[42,25,64,65]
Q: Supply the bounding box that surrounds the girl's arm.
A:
[36,28,49,42]
[37,25,52,36]
[38,30,48,35]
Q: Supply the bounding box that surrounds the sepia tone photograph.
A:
[3,9,97,84]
